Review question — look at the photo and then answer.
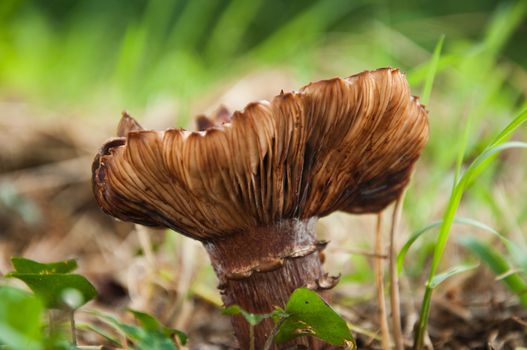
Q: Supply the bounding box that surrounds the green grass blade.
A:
[407,54,456,87]
[482,1,527,56]
[458,236,527,307]
[205,0,263,62]
[250,0,362,61]
[429,263,479,289]
[166,0,220,49]
[487,109,527,149]
[453,104,473,185]
[420,35,444,106]
[427,141,527,290]
[414,109,527,349]
[462,141,527,187]
[397,217,502,275]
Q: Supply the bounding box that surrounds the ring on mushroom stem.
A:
[92,67,429,349]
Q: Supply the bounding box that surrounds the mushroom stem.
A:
[204,218,338,349]
[374,213,391,350]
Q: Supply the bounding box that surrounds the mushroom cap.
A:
[92,68,428,240]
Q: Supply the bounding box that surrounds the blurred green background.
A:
[1,0,525,112]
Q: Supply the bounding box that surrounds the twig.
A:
[334,247,388,259]
[512,316,527,327]
[389,195,405,350]
[374,213,391,350]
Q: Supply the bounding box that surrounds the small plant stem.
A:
[389,196,405,350]
[263,318,286,350]
[374,213,391,350]
[414,286,433,350]
[70,310,77,346]
[249,324,255,350]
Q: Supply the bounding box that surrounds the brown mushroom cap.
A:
[92,68,428,240]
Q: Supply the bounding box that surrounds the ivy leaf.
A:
[274,288,355,347]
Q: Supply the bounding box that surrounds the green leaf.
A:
[97,312,184,350]
[129,309,187,345]
[429,263,479,289]
[7,257,96,311]
[6,273,97,310]
[76,322,122,347]
[222,305,273,326]
[0,286,44,350]
[11,257,78,274]
[274,288,355,346]
[129,309,163,331]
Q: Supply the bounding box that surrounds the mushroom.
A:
[92,68,428,349]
